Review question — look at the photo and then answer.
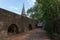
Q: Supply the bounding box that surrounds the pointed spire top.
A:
[23,3,24,7]
[21,3,26,16]
[23,3,24,9]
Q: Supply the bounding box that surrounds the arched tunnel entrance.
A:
[29,24,32,30]
[8,24,19,34]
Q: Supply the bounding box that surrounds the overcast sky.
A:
[0,0,36,14]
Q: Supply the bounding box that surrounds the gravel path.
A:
[7,28,50,40]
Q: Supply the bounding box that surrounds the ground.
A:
[7,28,50,40]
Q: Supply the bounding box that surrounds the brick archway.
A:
[8,24,18,34]
[29,24,32,30]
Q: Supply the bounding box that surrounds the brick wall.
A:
[0,8,37,35]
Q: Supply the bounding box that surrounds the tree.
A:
[27,0,60,39]
[27,0,60,34]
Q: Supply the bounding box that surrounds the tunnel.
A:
[29,24,32,30]
[8,24,18,34]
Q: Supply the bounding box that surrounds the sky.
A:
[0,0,36,14]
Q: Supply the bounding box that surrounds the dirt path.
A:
[7,28,50,40]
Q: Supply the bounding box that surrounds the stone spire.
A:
[21,3,26,16]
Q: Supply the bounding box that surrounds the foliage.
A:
[27,0,60,39]
[27,0,60,32]
[27,0,60,38]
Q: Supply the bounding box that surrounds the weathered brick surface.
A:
[0,30,8,40]
[0,8,37,40]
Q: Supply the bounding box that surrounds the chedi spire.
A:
[21,3,26,16]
